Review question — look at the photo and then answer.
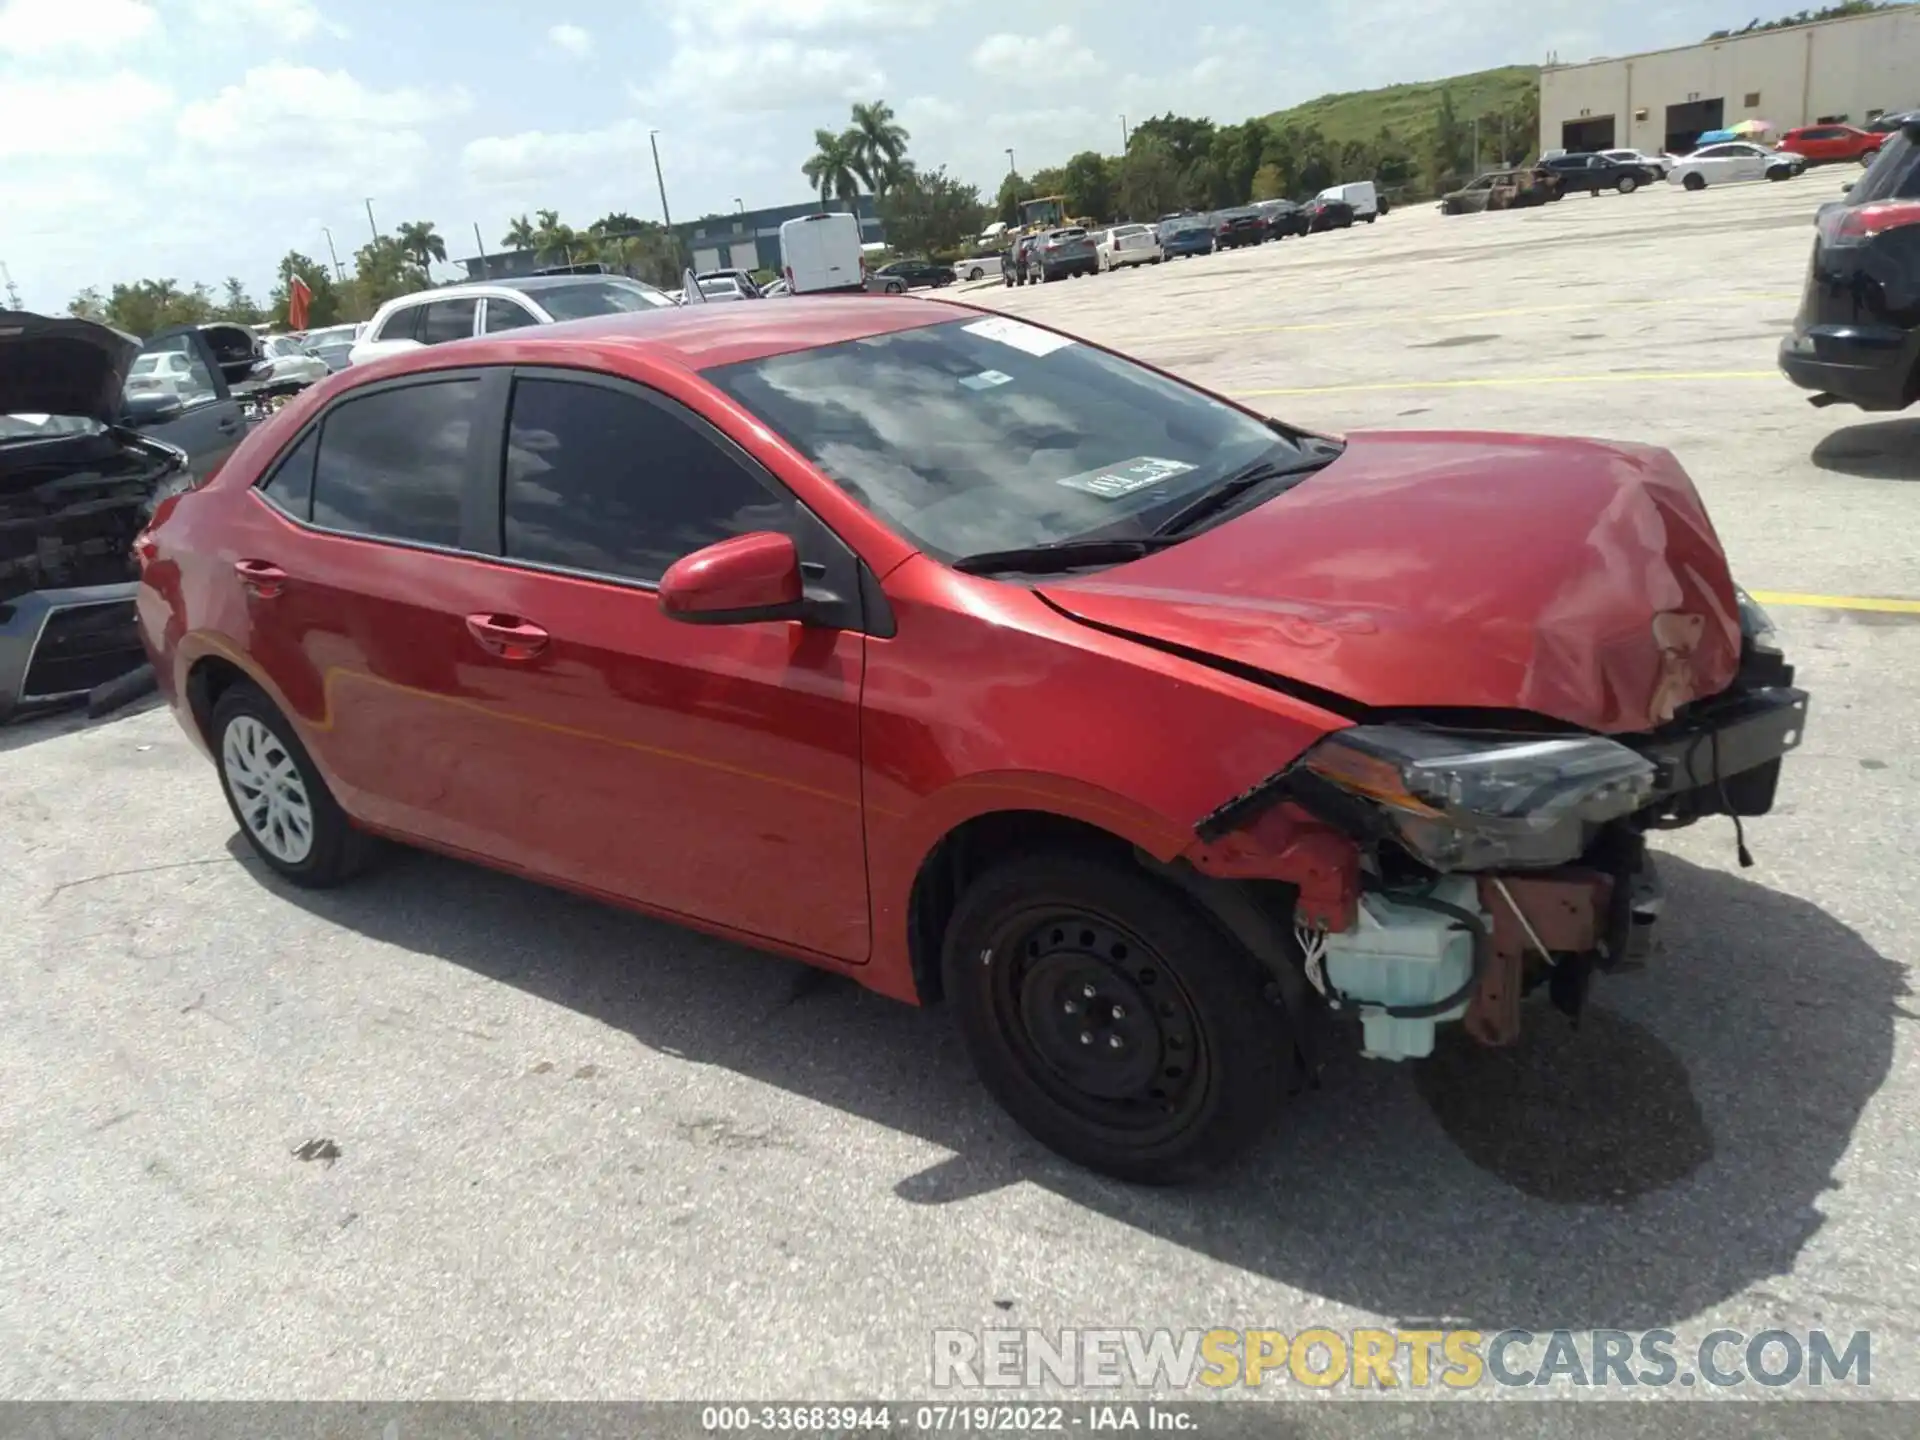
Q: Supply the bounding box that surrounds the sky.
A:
[3,0,1759,311]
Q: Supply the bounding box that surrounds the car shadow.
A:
[1811,418,1920,480]
[242,841,1903,1332]
[0,692,166,754]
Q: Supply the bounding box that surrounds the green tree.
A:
[994,169,1033,227]
[1028,164,1067,199]
[500,214,538,251]
[1116,140,1182,219]
[349,235,427,314]
[592,219,681,287]
[1129,113,1218,172]
[67,287,110,323]
[395,220,447,276]
[269,252,344,328]
[1429,86,1469,192]
[214,277,264,325]
[99,279,215,337]
[1250,163,1287,201]
[1060,151,1115,222]
[529,208,592,266]
[1208,121,1268,206]
[590,212,647,236]
[803,128,866,211]
[848,99,911,193]
[876,165,986,256]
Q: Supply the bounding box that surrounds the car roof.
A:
[355,294,968,375]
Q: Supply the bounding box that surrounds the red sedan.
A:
[134,298,1809,1182]
[1776,123,1886,164]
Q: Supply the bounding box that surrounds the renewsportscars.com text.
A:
[931,1327,1872,1391]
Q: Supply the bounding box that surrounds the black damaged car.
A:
[1,313,260,721]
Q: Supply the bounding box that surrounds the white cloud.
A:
[971,25,1104,87]
[171,64,468,196]
[546,22,591,58]
[630,40,885,114]
[0,0,158,56]
[0,71,172,157]
[186,0,342,43]
[657,0,940,41]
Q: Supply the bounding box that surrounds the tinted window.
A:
[484,298,540,333]
[129,335,218,407]
[312,380,479,547]
[512,279,674,320]
[373,305,423,344]
[707,317,1300,561]
[1849,128,1920,204]
[259,430,318,520]
[503,378,795,583]
[418,298,479,345]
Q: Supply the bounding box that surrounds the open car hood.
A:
[1038,431,1743,735]
[0,310,140,424]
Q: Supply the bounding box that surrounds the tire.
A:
[886,280,906,294]
[1617,174,1638,194]
[1364,214,1377,223]
[212,681,376,887]
[1768,166,1789,182]
[1683,171,1707,191]
[941,850,1293,1183]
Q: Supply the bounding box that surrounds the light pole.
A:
[649,129,678,270]
[1120,114,1129,150]
[1005,147,1016,176]
[735,198,745,213]
[321,227,346,282]
[364,198,379,245]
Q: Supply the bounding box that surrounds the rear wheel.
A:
[1617,174,1639,194]
[942,852,1293,1183]
[1683,171,1707,191]
[212,682,377,887]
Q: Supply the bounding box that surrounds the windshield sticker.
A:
[962,316,1075,357]
[959,369,1014,391]
[1056,456,1198,500]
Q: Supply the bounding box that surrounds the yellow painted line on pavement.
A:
[1123,292,1802,346]
[1749,590,1920,614]
[1235,369,1774,397]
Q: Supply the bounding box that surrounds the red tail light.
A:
[1830,200,1920,240]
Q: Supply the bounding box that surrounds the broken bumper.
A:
[0,581,145,723]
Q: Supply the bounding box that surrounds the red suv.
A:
[134,299,1809,1182]
[1777,124,1886,165]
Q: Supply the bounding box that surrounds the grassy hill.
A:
[1259,64,1541,149]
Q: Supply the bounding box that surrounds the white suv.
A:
[348,275,677,366]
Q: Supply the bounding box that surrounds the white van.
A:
[1316,180,1381,222]
[779,212,867,294]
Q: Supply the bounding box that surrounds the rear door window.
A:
[483,298,541,333]
[258,430,318,521]
[418,298,479,346]
[312,379,481,547]
[1849,129,1920,204]
[373,305,424,344]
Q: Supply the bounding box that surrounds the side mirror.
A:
[658,531,807,625]
[121,392,187,426]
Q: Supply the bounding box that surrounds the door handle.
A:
[465,613,550,661]
[216,415,241,434]
[234,559,288,598]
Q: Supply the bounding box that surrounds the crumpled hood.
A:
[1039,430,1742,734]
[0,310,139,424]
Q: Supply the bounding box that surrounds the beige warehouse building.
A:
[1540,5,1920,156]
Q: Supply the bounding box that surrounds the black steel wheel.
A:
[942,852,1293,1182]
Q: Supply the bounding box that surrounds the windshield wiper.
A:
[951,536,1184,576]
[1150,448,1340,539]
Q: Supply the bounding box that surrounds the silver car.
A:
[1032,227,1098,282]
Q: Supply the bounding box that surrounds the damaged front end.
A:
[1183,588,1808,1063]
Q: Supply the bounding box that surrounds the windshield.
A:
[706,317,1303,561]
[0,413,100,441]
[130,355,161,375]
[523,279,674,319]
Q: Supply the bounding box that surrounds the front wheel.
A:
[967,266,983,281]
[1683,171,1707,191]
[942,852,1294,1183]
[1768,166,1790,182]
[213,682,377,887]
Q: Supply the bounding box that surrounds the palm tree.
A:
[849,100,910,193]
[501,214,538,251]
[803,128,866,212]
[529,208,593,267]
[395,220,447,276]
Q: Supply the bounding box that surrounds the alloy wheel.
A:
[221,714,315,864]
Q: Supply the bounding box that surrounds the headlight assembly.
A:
[1299,724,1657,871]
[1735,585,1782,656]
